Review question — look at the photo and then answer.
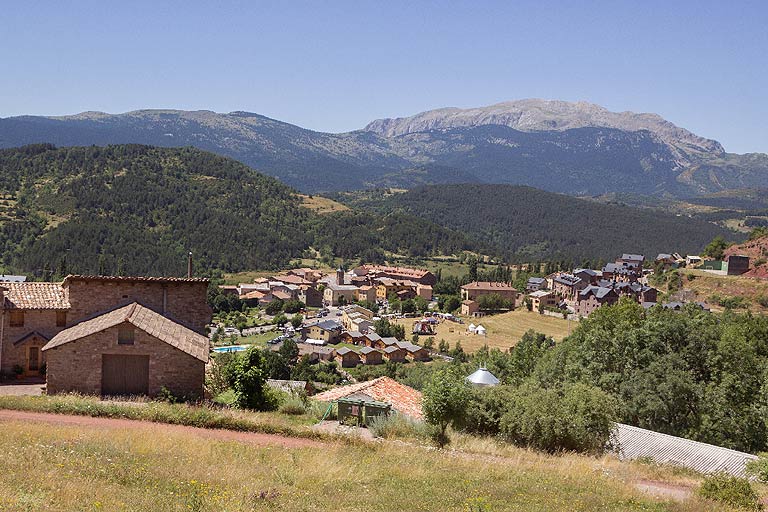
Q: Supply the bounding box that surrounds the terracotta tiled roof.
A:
[313,377,423,420]
[3,282,70,310]
[42,302,209,362]
[62,274,209,285]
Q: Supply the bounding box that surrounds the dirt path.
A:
[0,410,325,449]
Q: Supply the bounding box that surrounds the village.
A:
[0,247,761,486]
[210,251,757,369]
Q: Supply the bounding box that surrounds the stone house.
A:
[323,283,358,306]
[574,286,619,317]
[460,282,518,306]
[43,302,208,398]
[551,274,585,301]
[376,278,418,301]
[301,320,342,344]
[0,275,211,388]
[529,290,557,311]
[460,299,480,316]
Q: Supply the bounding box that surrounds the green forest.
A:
[0,145,473,278]
[338,185,738,262]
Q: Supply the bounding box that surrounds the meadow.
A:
[396,309,572,353]
[0,414,742,512]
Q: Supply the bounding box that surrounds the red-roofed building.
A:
[313,377,423,420]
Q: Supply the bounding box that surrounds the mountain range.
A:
[1,99,767,197]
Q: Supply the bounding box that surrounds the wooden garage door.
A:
[101,355,149,396]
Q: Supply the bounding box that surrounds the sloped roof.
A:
[359,346,380,355]
[42,302,209,362]
[612,423,757,478]
[313,377,423,419]
[3,282,70,310]
[466,367,500,386]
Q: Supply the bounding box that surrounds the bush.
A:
[230,347,277,411]
[422,366,472,448]
[368,414,429,440]
[500,382,618,454]
[279,398,307,416]
[462,385,516,436]
[697,473,761,510]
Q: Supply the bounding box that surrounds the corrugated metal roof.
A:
[612,423,757,478]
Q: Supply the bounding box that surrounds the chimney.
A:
[187,252,193,278]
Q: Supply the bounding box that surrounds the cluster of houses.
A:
[525,254,660,317]
[290,303,431,368]
[221,265,436,308]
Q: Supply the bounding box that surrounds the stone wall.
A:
[65,280,212,333]
[0,310,66,375]
[45,323,204,398]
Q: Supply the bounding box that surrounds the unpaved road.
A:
[0,409,325,449]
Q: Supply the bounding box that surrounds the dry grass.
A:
[397,309,573,353]
[297,194,350,214]
[0,419,740,511]
[679,269,768,312]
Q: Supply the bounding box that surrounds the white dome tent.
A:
[466,367,500,387]
[475,324,487,336]
[467,323,477,333]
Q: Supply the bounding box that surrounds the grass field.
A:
[298,194,350,214]
[0,416,740,511]
[396,309,573,353]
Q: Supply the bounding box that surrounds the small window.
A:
[117,326,135,345]
[56,311,67,327]
[9,310,24,327]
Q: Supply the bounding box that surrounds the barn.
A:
[42,302,209,398]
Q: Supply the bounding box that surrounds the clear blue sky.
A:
[2,1,766,153]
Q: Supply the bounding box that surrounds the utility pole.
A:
[187,251,193,278]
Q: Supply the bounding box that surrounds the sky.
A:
[1,1,767,153]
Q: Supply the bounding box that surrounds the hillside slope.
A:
[2,100,767,196]
[0,145,473,276]
[340,185,737,262]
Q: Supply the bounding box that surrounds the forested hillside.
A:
[339,185,738,262]
[0,145,472,277]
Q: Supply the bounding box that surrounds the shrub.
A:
[461,385,516,436]
[368,414,429,440]
[230,347,276,411]
[422,366,472,448]
[697,473,761,510]
[758,295,768,309]
[278,398,307,415]
[500,382,618,454]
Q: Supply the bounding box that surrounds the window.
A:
[117,326,135,345]
[56,311,67,327]
[9,310,24,327]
